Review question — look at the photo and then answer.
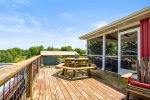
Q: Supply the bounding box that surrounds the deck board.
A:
[33,67,125,100]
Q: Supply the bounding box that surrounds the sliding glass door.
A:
[118,28,140,72]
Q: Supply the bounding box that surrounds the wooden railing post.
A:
[37,57,41,73]
[29,63,33,99]
[40,56,42,66]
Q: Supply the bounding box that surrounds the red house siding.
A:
[140,18,150,58]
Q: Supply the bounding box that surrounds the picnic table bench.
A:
[56,63,97,77]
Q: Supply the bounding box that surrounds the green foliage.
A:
[29,45,43,55]
[47,46,54,51]
[22,50,32,59]
[0,45,85,63]
[13,56,26,63]
[88,40,102,55]
[106,42,118,56]
[121,41,137,55]
[74,48,86,55]
[0,50,13,63]
[61,46,73,51]
[88,40,118,56]
[8,48,22,59]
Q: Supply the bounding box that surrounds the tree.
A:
[74,48,86,55]
[8,48,22,59]
[22,50,32,59]
[29,45,44,55]
[61,46,73,51]
[47,46,54,51]
[106,42,117,56]
[0,45,86,63]
[88,40,102,55]
[0,50,13,63]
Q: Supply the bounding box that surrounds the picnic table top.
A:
[65,58,88,61]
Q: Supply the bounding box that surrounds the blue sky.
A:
[0,0,149,50]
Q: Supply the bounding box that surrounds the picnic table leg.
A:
[65,69,68,72]
[65,60,67,66]
[62,69,65,75]
[126,91,129,100]
[86,60,89,66]
[87,69,91,76]
[73,70,75,77]
[74,61,76,67]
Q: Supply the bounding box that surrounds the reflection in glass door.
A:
[118,28,140,72]
[121,32,137,70]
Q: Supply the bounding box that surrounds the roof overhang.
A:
[79,6,150,40]
[41,51,79,56]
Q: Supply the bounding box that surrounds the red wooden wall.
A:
[140,18,150,58]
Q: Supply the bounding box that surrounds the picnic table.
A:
[64,58,89,67]
[56,58,97,77]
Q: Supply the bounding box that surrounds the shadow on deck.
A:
[32,66,125,100]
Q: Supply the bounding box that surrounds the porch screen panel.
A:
[87,40,102,55]
[87,39,102,68]
[140,18,150,58]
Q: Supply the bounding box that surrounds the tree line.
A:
[0,46,85,63]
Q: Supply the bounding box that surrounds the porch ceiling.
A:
[80,6,150,40]
[90,31,137,42]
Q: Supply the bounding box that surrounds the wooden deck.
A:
[32,67,125,100]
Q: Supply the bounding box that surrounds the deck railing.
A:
[0,55,41,100]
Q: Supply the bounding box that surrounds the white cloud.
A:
[0,15,25,28]
[64,27,76,36]
[0,13,42,33]
[0,27,86,50]
[91,21,108,29]
[0,0,30,8]
[12,0,30,5]
[0,14,86,50]
[61,12,74,19]
[64,27,84,37]
[26,14,41,26]
[60,27,86,49]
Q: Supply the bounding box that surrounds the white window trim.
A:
[118,27,140,73]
